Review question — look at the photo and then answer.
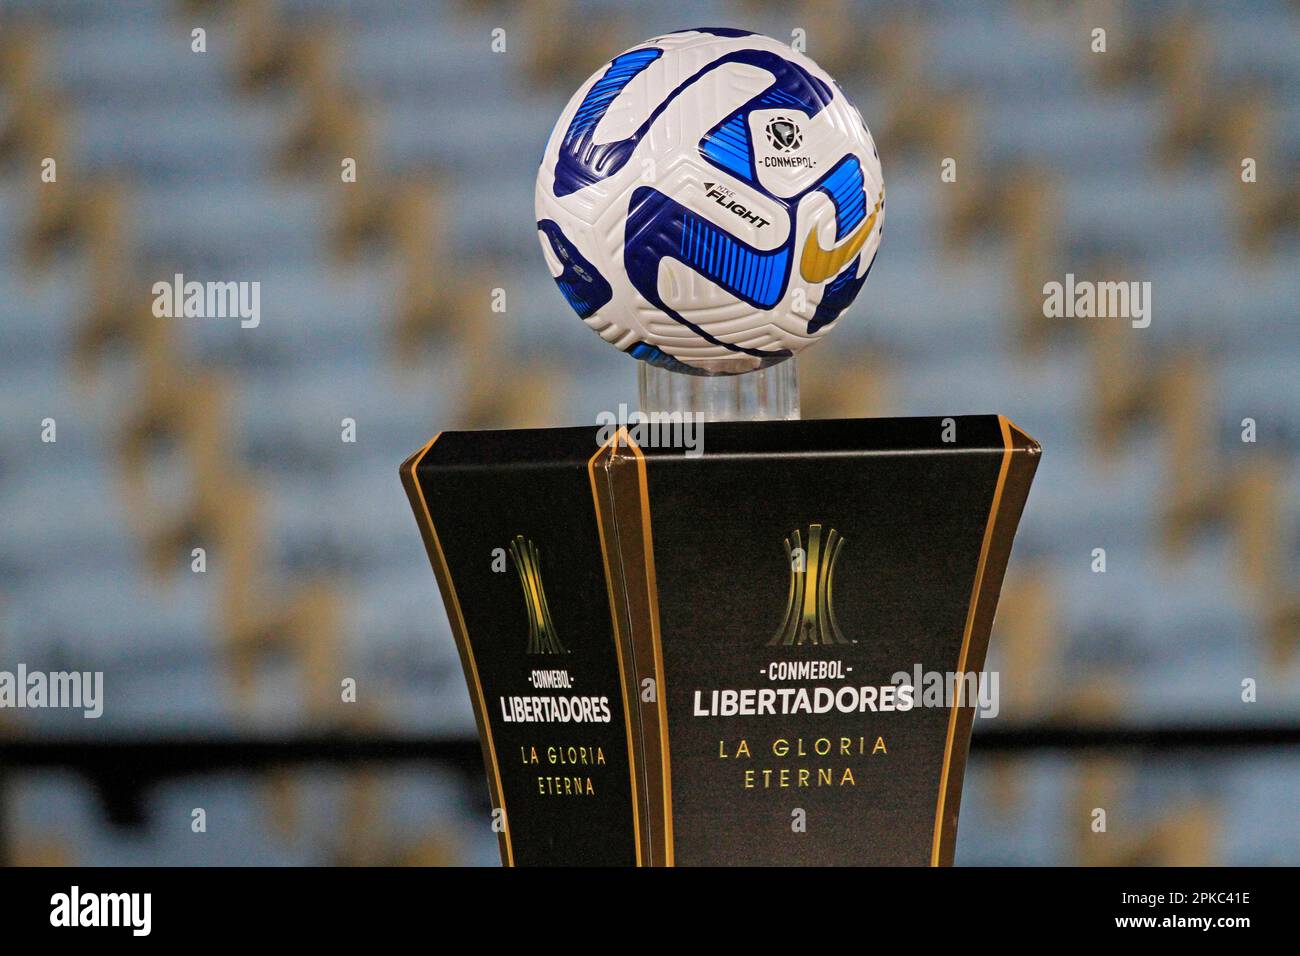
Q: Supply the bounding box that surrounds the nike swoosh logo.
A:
[799,192,883,284]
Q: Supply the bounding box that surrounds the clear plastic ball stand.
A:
[638,358,800,422]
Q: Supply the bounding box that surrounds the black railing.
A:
[1,725,1296,863]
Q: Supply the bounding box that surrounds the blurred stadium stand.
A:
[0,0,1296,865]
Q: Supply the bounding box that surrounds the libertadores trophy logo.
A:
[508,535,568,655]
[770,524,851,646]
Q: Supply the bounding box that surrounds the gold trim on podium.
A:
[589,429,675,866]
[588,435,645,866]
[930,415,1040,865]
[401,435,514,866]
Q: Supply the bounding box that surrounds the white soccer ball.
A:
[535,27,884,375]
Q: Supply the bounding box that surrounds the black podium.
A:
[403,415,1039,865]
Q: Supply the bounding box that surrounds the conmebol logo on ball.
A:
[535,27,885,375]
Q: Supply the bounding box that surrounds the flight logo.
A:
[703,182,771,229]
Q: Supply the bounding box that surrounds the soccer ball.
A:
[535,27,884,375]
